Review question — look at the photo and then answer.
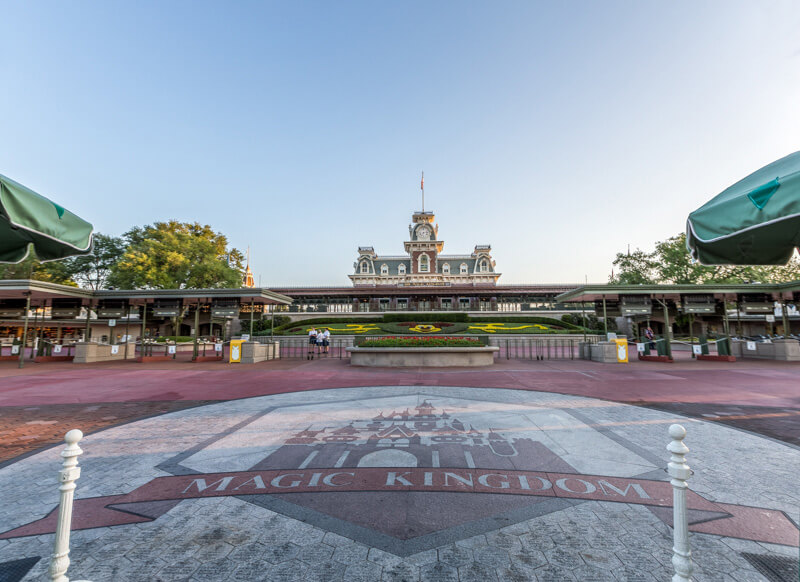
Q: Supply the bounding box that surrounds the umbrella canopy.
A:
[0,174,94,263]
[686,151,800,265]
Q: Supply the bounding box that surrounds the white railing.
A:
[49,430,90,582]
[668,424,693,581]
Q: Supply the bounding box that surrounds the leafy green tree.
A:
[0,250,78,286]
[610,232,800,285]
[609,249,657,284]
[60,233,126,289]
[108,221,244,289]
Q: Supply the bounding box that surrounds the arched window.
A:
[380,264,388,275]
[398,264,406,275]
[479,259,489,273]
[360,261,369,274]
[442,263,450,274]
[419,254,429,273]
[460,263,468,274]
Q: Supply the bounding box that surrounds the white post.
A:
[49,429,84,582]
[667,424,693,582]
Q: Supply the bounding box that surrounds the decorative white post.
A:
[49,429,88,582]
[667,424,693,582]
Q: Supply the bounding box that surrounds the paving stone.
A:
[473,545,510,568]
[612,567,659,582]
[544,547,583,570]
[298,542,335,563]
[382,562,420,582]
[580,548,623,570]
[486,531,523,552]
[227,562,272,581]
[263,541,301,564]
[496,563,540,582]
[436,544,472,567]
[534,564,579,581]
[190,558,240,581]
[305,559,347,581]
[343,560,383,581]
[268,559,309,582]
[571,563,619,581]
[332,543,369,564]
[155,558,203,581]
[509,548,547,570]
[418,561,458,582]
[458,561,500,582]
[404,549,438,566]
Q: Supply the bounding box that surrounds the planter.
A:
[347,346,499,367]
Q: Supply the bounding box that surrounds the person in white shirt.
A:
[323,328,331,353]
[307,328,317,360]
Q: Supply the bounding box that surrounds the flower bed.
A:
[358,336,482,348]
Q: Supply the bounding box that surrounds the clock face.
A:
[417,226,431,241]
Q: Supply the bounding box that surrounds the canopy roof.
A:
[0,280,293,305]
[556,283,800,303]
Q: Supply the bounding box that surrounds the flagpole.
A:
[421,171,425,213]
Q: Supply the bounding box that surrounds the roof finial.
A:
[421,171,424,213]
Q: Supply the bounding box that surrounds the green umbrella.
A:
[686,151,800,265]
[0,174,94,263]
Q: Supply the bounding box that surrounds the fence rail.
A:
[493,337,576,360]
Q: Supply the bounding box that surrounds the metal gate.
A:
[266,336,353,359]
[496,337,576,360]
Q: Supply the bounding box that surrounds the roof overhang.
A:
[0,280,293,305]
[556,282,800,303]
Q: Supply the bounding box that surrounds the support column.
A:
[781,299,790,337]
[140,302,147,359]
[193,303,200,361]
[249,299,255,337]
[602,296,608,337]
[18,292,31,369]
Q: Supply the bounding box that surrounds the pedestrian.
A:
[323,328,331,354]
[316,327,325,355]
[307,327,317,360]
[644,326,655,351]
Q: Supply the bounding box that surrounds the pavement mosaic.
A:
[0,386,797,581]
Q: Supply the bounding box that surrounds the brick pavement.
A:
[0,386,797,581]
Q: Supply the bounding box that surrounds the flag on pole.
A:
[421,172,424,191]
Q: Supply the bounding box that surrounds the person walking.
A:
[307,327,317,360]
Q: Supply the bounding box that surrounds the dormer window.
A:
[360,261,369,274]
[398,264,406,275]
[442,263,450,274]
[419,254,430,273]
[380,264,388,275]
[460,263,468,274]
[479,259,489,273]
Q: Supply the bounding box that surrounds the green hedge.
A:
[383,313,468,323]
[468,316,581,329]
[358,336,483,347]
[380,321,470,334]
[273,317,381,333]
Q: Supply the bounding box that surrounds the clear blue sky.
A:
[2,1,799,285]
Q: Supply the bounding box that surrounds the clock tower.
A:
[405,211,443,275]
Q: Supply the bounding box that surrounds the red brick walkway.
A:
[0,356,797,465]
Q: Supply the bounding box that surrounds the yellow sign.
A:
[614,338,629,363]
[229,340,244,363]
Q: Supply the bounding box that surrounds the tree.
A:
[0,250,78,286]
[610,232,800,285]
[609,249,657,284]
[108,221,244,289]
[60,233,126,289]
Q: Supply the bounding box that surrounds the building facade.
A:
[349,210,500,287]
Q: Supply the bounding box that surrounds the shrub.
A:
[383,313,468,323]
[358,336,483,347]
[154,336,195,343]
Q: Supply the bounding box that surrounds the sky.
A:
[2,1,800,286]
